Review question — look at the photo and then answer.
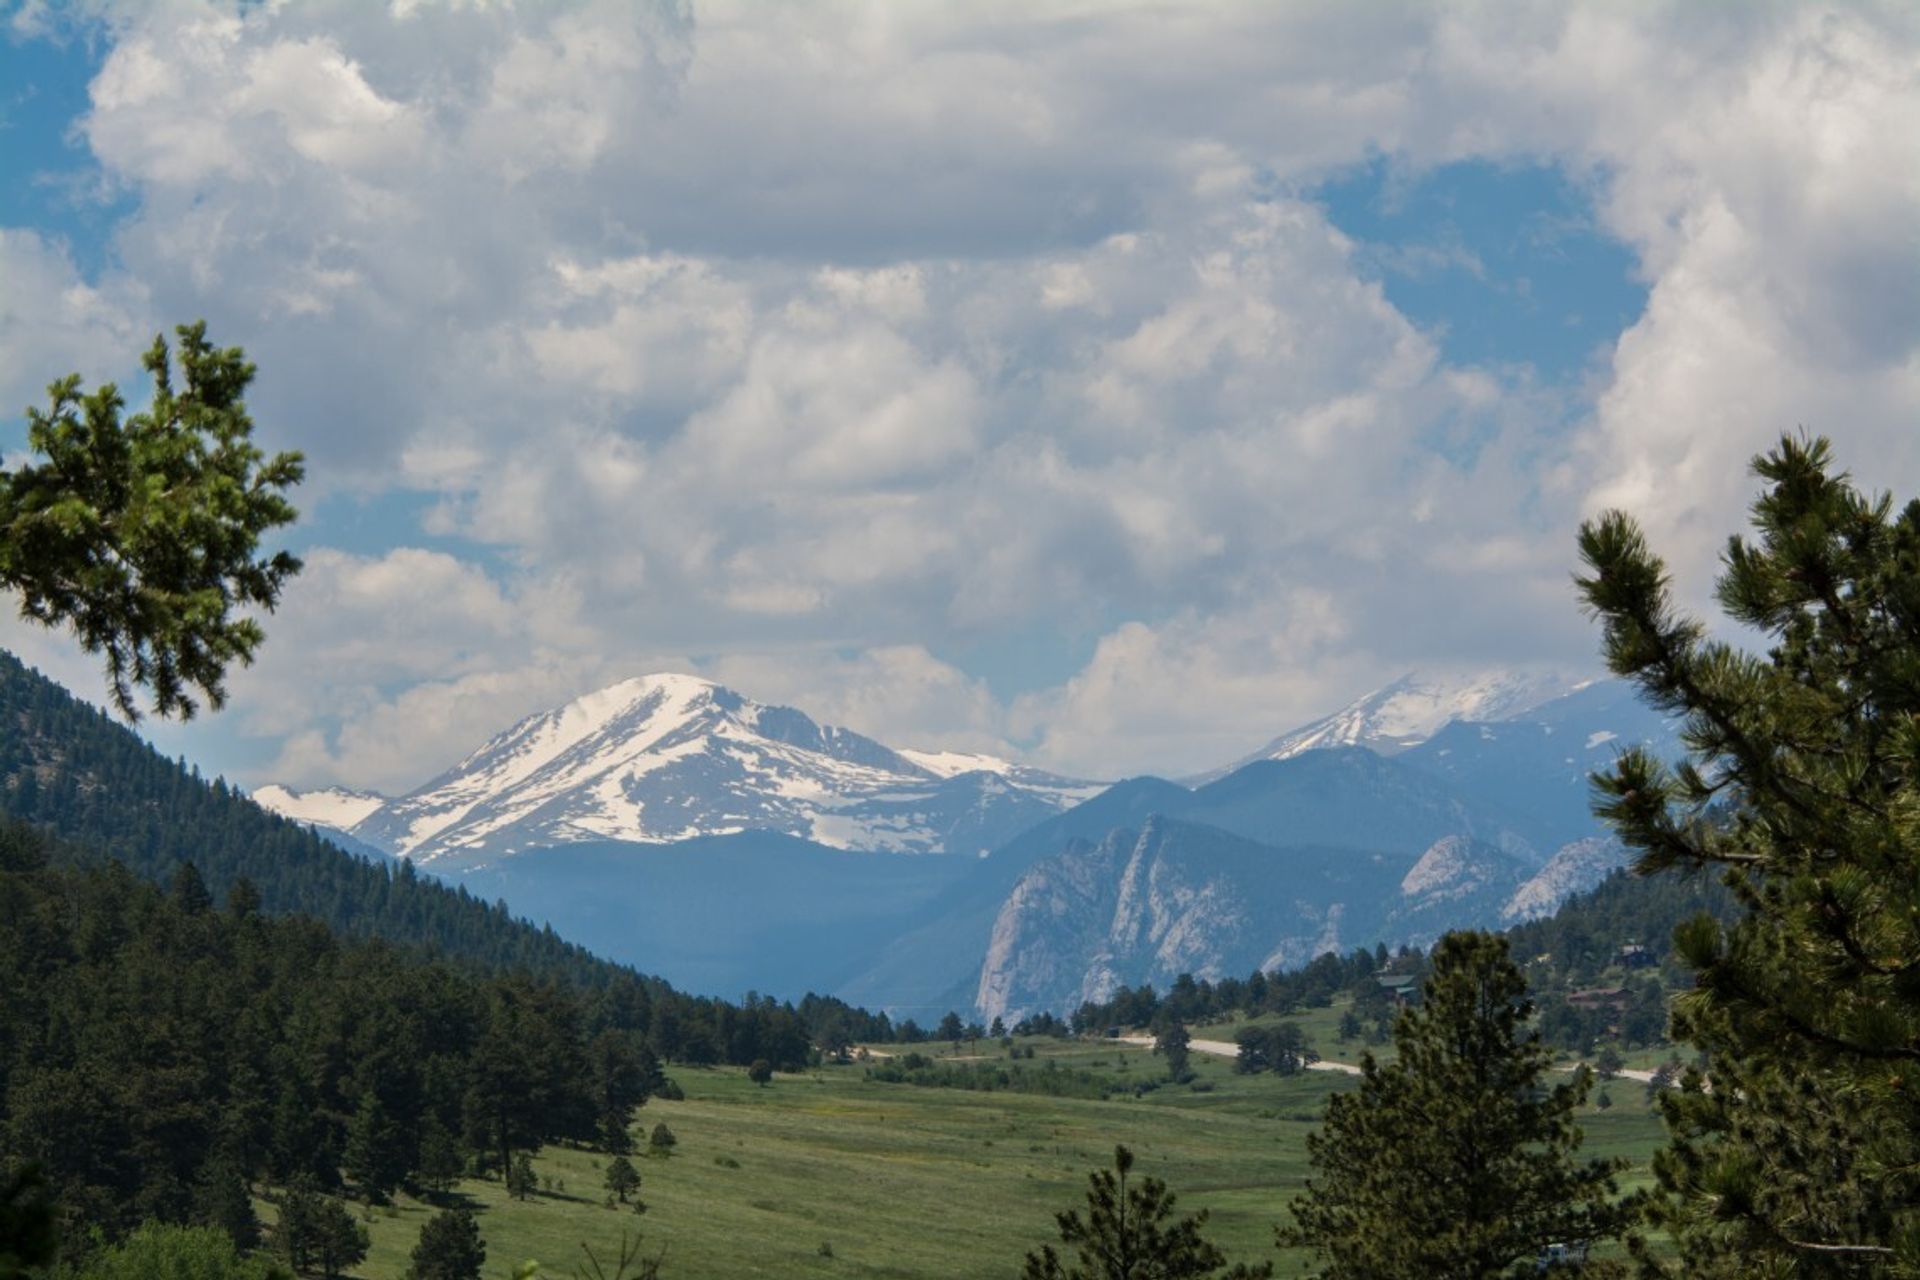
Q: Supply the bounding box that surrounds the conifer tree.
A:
[189,1153,260,1252]
[407,1207,486,1280]
[414,1115,465,1196]
[224,876,261,919]
[506,1153,537,1202]
[604,1156,640,1205]
[1023,1145,1272,1279]
[1280,931,1626,1278]
[0,1164,56,1279]
[342,1092,404,1204]
[1154,1020,1192,1081]
[0,322,304,720]
[275,1177,367,1276]
[169,860,212,914]
[1577,435,1920,1274]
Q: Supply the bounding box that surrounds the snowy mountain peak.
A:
[277,673,1096,868]
[252,784,389,831]
[1192,668,1586,784]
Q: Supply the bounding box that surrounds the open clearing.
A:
[324,1035,1667,1279]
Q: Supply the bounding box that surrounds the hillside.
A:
[0,650,632,987]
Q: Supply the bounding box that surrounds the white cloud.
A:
[706,645,1013,760]
[0,230,146,417]
[1,0,1912,788]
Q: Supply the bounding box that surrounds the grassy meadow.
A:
[312,1034,1668,1279]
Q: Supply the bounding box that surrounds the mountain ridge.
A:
[261,673,1099,866]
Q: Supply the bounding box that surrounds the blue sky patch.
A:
[0,24,131,277]
[1314,157,1646,385]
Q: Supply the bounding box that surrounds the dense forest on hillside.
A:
[0,650,620,986]
[0,816,876,1268]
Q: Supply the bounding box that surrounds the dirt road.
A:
[1117,1033,1656,1084]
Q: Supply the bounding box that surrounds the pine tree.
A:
[587,1030,654,1156]
[224,876,261,919]
[407,1206,486,1280]
[1022,1145,1272,1279]
[604,1156,640,1205]
[276,1177,361,1275]
[747,1059,773,1087]
[1279,931,1627,1278]
[647,1123,676,1156]
[414,1114,465,1196]
[0,322,304,721]
[342,1091,404,1204]
[189,1153,260,1252]
[170,860,212,913]
[506,1153,537,1202]
[1154,1022,1192,1082]
[1577,435,1920,1274]
[0,1164,57,1277]
[309,1196,370,1280]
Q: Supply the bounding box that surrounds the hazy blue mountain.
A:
[460,831,974,998]
[1399,677,1681,851]
[1180,747,1541,862]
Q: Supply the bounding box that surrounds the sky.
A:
[1,1,1917,793]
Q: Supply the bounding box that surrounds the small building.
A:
[1615,942,1655,969]
[1376,973,1420,1005]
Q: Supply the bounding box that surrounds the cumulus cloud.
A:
[0,229,146,418]
[2,0,1914,787]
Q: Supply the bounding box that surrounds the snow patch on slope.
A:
[252,784,388,830]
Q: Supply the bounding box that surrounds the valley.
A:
[338,1036,1668,1280]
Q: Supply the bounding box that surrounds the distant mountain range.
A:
[260,673,1098,867]
[255,668,1681,1020]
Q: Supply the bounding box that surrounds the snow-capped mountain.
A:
[1190,669,1584,784]
[250,784,389,831]
[258,674,1097,867]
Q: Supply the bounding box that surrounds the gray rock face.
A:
[1384,833,1533,945]
[975,818,1389,1024]
[1501,837,1631,922]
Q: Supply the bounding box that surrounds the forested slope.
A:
[0,650,626,983]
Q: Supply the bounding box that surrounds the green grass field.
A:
[310,1036,1668,1279]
